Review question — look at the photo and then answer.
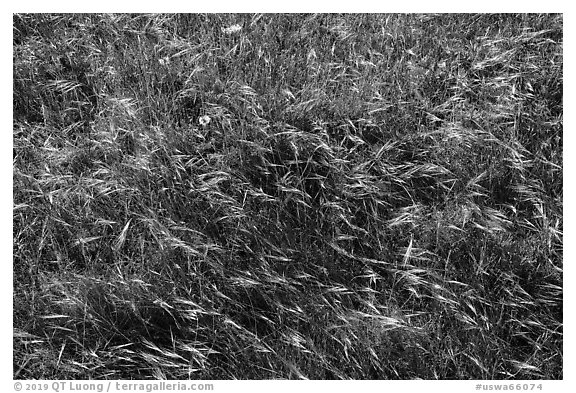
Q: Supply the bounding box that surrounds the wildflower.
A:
[158,56,170,66]
[222,24,242,35]
[199,115,211,126]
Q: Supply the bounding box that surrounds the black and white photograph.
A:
[12,12,563,382]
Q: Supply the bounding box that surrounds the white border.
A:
[3,1,567,13]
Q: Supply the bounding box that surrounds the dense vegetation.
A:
[13,14,562,379]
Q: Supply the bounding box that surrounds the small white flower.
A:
[198,115,211,126]
[222,24,242,35]
[158,56,171,66]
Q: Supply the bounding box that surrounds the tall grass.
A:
[13,13,562,379]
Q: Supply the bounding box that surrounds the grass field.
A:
[13,13,562,379]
